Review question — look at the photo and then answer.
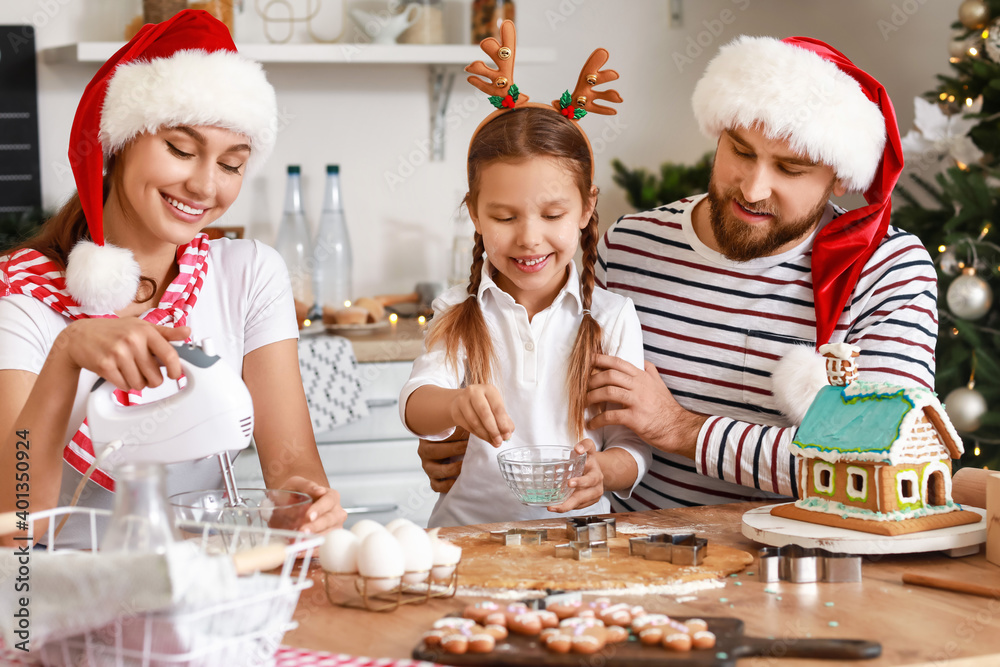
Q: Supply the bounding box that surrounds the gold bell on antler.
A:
[576,95,588,106]
[498,46,512,60]
[586,74,598,85]
[496,77,508,87]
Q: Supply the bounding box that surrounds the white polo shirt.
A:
[400,261,651,527]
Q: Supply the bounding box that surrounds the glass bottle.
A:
[274,165,314,307]
[312,165,353,314]
[471,0,514,43]
[449,194,476,287]
[399,0,444,44]
[101,463,180,554]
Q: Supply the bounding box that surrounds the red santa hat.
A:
[66,9,277,313]
[691,35,904,349]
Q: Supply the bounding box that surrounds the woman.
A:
[0,10,346,547]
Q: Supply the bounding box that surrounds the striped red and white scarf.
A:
[0,234,211,491]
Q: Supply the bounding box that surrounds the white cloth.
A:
[0,239,299,548]
[400,261,651,527]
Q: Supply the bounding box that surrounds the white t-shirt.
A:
[0,238,299,548]
[400,261,651,528]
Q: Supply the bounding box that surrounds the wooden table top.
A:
[301,317,426,363]
[283,502,1000,666]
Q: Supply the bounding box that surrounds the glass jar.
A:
[101,463,180,554]
[143,0,187,24]
[399,0,445,44]
[188,0,236,33]
[471,0,514,43]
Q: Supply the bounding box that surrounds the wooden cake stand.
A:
[741,503,987,557]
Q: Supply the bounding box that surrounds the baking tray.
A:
[412,616,880,666]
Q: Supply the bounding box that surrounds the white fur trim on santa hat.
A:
[691,36,885,193]
[770,345,828,426]
[65,240,141,313]
[99,49,277,174]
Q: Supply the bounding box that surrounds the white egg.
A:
[318,529,359,574]
[357,530,405,593]
[349,519,386,540]
[385,517,419,534]
[427,527,462,582]
[393,524,433,584]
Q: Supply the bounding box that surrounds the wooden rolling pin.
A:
[952,467,992,508]
[903,573,1000,599]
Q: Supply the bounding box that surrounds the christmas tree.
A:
[892,0,1000,470]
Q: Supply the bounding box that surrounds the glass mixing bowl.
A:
[169,488,312,542]
[497,445,587,506]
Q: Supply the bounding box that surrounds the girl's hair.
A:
[426,107,602,438]
[7,152,158,301]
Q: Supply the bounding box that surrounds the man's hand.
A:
[417,428,469,493]
[586,355,707,460]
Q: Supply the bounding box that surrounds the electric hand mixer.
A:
[86,339,255,551]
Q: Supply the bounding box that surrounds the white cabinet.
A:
[234,358,435,528]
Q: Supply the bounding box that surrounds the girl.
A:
[400,25,651,527]
[0,10,345,547]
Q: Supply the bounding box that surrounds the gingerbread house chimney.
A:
[819,343,861,387]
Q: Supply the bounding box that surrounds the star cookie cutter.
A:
[554,540,610,560]
[566,516,617,541]
[757,545,862,583]
[629,532,708,566]
[489,527,549,546]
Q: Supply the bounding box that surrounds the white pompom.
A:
[65,240,140,313]
[771,345,828,425]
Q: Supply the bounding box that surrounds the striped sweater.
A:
[597,195,938,509]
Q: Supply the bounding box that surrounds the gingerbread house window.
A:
[897,470,920,504]
[813,462,835,496]
[846,466,867,501]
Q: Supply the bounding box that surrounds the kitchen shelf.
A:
[40,42,556,65]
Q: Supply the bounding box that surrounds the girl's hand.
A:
[275,476,347,535]
[548,438,603,513]
[449,384,514,447]
[55,318,191,392]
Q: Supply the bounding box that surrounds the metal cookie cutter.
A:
[489,527,549,546]
[554,540,610,560]
[566,516,617,541]
[757,545,862,583]
[629,532,708,566]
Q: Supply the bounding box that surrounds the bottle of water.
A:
[449,193,476,287]
[274,165,313,306]
[312,165,353,313]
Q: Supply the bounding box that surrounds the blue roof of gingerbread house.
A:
[790,381,962,464]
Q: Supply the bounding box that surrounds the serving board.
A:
[412,616,881,666]
[742,504,987,556]
[451,529,754,591]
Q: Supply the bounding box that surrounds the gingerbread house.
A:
[770,343,983,536]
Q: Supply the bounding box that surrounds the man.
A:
[419,35,938,510]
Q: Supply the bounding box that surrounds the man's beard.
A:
[706,180,831,262]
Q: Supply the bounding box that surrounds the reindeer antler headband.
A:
[465,20,622,177]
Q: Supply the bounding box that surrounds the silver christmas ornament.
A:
[946,268,993,320]
[944,385,988,431]
[939,247,961,276]
[987,19,1000,60]
[950,35,970,58]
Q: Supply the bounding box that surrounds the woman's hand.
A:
[56,318,191,392]
[276,475,347,534]
[449,384,514,447]
[548,438,603,513]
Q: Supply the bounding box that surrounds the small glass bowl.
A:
[169,488,312,543]
[497,445,587,506]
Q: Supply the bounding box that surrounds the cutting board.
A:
[451,531,754,590]
[412,616,881,666]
